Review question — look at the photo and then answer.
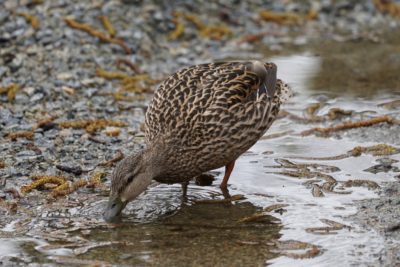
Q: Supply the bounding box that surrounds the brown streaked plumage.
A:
[104,61,292,222]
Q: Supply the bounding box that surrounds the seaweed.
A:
[168,18,185,40]
[90,172,105,185]
[199,25,232,40]
[58,119,92,129]
[301,116,394,136]
[170,12,232,40]
[343,179,380,190]
[59,119,127,134]
[50,179,88,198]
[96,68,154,99]
[0,83,20,102]
[373,0,400,17]
[115,58,142,74]
[327,108,353,120]
[305,102,322,118]
[21,176,67,194]
[49,172,106,197]
[259,8,318,25]
[99,150,124,167]
[350,144,399,156]
[17,12,40,30]
[21,172,105,198]
[259,10,302,25]
[179,13,205,30]
[107,92,146,101]
[87,172,106,188]
[64,18,131,54]
[96,68,129,80]
[121,75,154,93]
[6,131,34,141]
[85,119,126,134]
[237,32,269,44]
[98,15,116,37]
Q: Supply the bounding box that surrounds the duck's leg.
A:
[220,161,235,197]
[181,181,189,199]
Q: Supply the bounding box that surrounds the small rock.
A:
[0,66,8,78]
[23,87,36,96]
[9,54,24,71]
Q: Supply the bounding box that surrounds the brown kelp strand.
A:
[168,18,185,40]
[95,68,129,80]
[21,176,67,194]
[259,8,318,25]
[99,150,124,167]
[58,119,127,134]
[16,12,40,29]
[115,58,142,74]
[373,0,400,17]
[98,15,116,37]
[301,116,394,136]
[0,83,20,102]
[350,144,399,156]
[343,179,380,190]
[169,12,232,40]
[64,18,131,54]
[6,131,34,141]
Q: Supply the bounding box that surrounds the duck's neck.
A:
[141,139,169,179]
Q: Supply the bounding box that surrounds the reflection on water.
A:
[310,39,400,96]
[81,200,281,266]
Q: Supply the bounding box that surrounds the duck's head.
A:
[103,152,153,223]
[249,61,277,98]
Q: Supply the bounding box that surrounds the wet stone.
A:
[364,158,400,174]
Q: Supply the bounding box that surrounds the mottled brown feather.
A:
[144,61,292,183]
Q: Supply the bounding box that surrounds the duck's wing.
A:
[144,61,280,144]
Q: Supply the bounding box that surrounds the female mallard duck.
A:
[104,61,292,222]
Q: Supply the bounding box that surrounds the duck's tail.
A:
[275,79,293,104]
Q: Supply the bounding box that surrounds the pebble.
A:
[9,54,23,71]
[0,66,8,78]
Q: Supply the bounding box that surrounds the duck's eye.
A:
[127,175,134,184]
[111,203,117,208]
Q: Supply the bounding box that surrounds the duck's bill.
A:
[103,196,127,223]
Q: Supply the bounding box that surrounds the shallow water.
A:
[1,39,400,266]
